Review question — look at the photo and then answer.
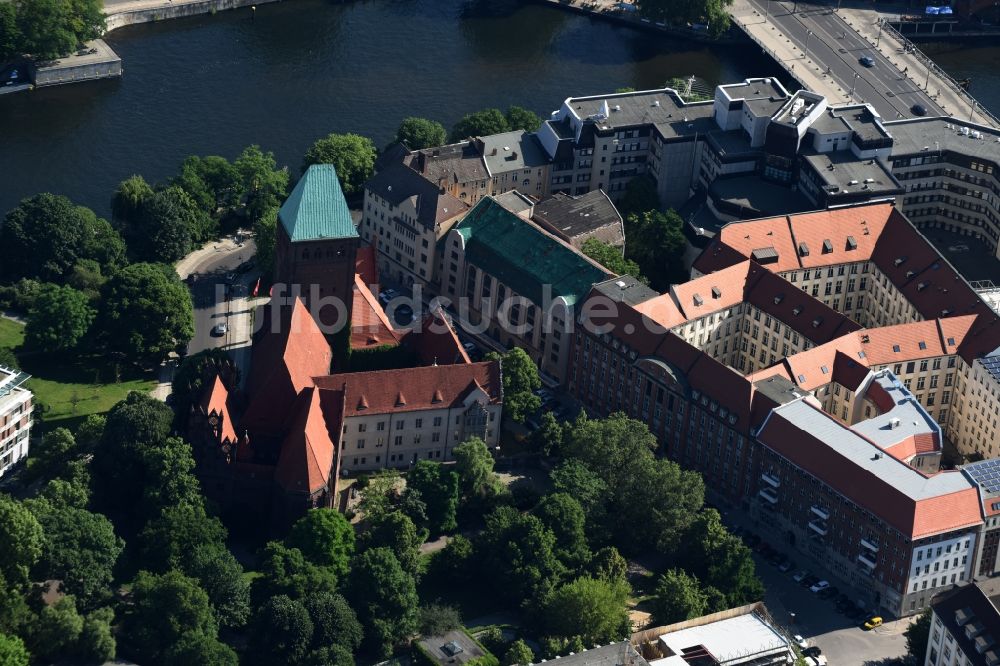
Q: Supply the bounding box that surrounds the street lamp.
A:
[804,29,813,60]
[875,18,883,47]
[850,71,860,99]
[765,0,771,21]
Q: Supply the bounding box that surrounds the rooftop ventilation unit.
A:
[889,417,901,429]
[693,294,704,306]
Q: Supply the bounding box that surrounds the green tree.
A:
[361,511,423,576]
[625,209,688,292]
[187,544,251,629]
[66,0,105,41]
[248,594,314,666]
[303,644,354,666]
[505,106,542,132]
[407,461,459,535]
[356,470,401,520]
[78,207,127,274]
[235,145,289,223]
[67,259,108,304]
[418,603,462,636]
[253,206,279,278]
[33,595,85,661]
[487,347,541,423]
[475,506,567,606]
[303,591,363,653]
[651,569,707,625]
[426,534,473,585]
[30,427,78,480]
[75,413,105,452]
[541,576,631,645]
[681,509,762,607]
[0,633,29,666]
[345,547,419,658]
[112,174,154,227]
[170,348,237,426]
[301,133,377,196]
[503,639,534,666]
[451,108,510,142]
[635,0,731,36]
[0,4,21,62]
[14,0,75,59]
[78,606,116,663]
[0,348,18,372]
[122,570,219,665]
[453,436,502,499]
[0,495,43,587]
[581,238,644,283]
[550,458,607,521]
[24,283,94,352]
[616,175,661,219]
[905,608,932,665]
[40,476,91,510]
[589,546,628,587]
[286,508,355,578]
[253,541,339,603]
[164,632,238,666]
[26,498,124,606]
[139,437,203,516]
[174,154,241,213]
[1,193,90,282]
[534,493,590,567]
[136,187,201,262]
[531,410,564,456]
[99,263,194,363]
[395,117,448,150]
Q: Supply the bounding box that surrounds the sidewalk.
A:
[836,2,998,127]
[730,0,850,104]
[174,236,247,280]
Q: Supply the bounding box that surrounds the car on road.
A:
[859,55,875,67]
[792,635,808,649]
[778,559,794,573]
[802,575,820,589]
[211,322,229,337]
[911,103,927,116]
[810,580,830,593]
[792,570,809,583]
[863,616,883,630]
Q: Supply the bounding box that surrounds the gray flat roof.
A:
[885,117,1000,163]
[802,150,901,194]
[706,130,757,159]
[710,175,814,215]
[593,275,660,307]
[852,373,940,451]
[720,78,788,102]
[532,190,622,238]
[532,643,648,666]
[656,613,789,665]
[481,130,549,175]
[773,397,972,502]
[564,89,715,139]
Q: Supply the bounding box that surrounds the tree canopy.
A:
[581,239,644,284]
[24,283,94,352]
[406,461,459,535]
[98,262,194,364]
[345,547,419,658]
[0,495,43,588]
[540,576,631,646]
[394,117,448,150]
[651,568,707,625]
[301,133,377,196]
[486,347,541,423]
[450,108,510,142]
[624,209,689,292]
[453,437,502,500]
[286,508,356,578]
[635,0,732,37]
[6,0,105,60]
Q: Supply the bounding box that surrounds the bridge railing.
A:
[877,17,1000,128]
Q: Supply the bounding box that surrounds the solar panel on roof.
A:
[965,458,1000,494]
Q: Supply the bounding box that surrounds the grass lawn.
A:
[0,318,156,433]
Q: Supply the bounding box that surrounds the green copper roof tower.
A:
[279,164,358,242]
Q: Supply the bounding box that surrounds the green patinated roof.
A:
[455,197,613,307]
[279,164,357,242]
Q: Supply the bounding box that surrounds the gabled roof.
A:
[351,275,401,351]
[242,298,333,435]
[279,164,357,243]
[274,387,340,494]
[453,196,613,307]
[364,162,467,231]
[355,245,379,289]
[758,399,981,539]
[313,361,501,417]
[402,308,471,366]
[201,374,237,443]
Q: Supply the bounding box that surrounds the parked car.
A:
[859,55,875,67]
[819,586,839,600]
[778,559,794,573]
[863,616,883,630]
[211,322,229,336]
[792,570,809,583]
[802,575,820,589]
[803,647,822,659]
[793,635,808,649]
[810,580,830,594]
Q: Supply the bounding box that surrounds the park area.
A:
[0,316,155,433]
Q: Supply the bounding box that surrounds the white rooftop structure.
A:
[652,613,789,666]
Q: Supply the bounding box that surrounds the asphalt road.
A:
[749,0,944,120]
[187,241,256,356]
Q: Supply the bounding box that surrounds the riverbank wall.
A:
[33,39,123,88]
[105,0,283,32]
[521,0,750,45]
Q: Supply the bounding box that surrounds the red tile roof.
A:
[351,275,401,351]
[885,433,939,462]
[355,245,380,290]
[402,308,471,366]
[242,298,333,436]
[274,386,340,494]
[313,360,501,417]
[201,374,237,443]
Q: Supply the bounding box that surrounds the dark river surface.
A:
[929,45,1000,123]
[0,0,787,217]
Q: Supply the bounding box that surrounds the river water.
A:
[930,45,1000,122]
[0,0,784,217]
